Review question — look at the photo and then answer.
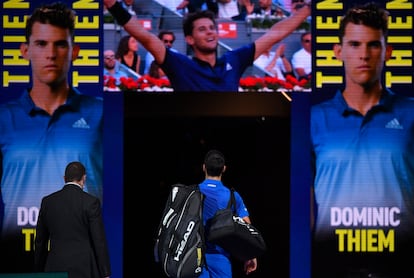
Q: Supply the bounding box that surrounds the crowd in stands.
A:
[291,31,312,81]
[173,0,312,19]
[174,0,289,20]
[116,35,141,76]
[254,43,293,80]
[144,30,179,75]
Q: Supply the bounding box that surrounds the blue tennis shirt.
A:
[0,88,103,236]
[162,43,255,92]
[199,179,249,253]
[311,89,414,242]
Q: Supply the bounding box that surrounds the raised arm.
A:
[254,3,311,60]
[104,0,166,65]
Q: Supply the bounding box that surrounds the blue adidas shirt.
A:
[162,44,255,92]
[0,88,103,236]
[311,89,414,241]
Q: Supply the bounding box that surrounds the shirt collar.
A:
[20,87,81,115]
[65,182,83,190]
[335,88,395,116]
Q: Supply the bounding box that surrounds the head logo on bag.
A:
[154,183,206,278]
[174,220,196,261]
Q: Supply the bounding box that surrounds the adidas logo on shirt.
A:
[385,118,403,129]
[226,63,232,71]
[72,117,90,129]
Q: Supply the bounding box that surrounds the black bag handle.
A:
[227,188,237,216]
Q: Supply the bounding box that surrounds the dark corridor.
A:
[124,93,291,277]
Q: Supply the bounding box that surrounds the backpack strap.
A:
[196,184,208,271]
[227,188,237,215]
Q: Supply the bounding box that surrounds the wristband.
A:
[294,1,311,10]
[108,1,132,26]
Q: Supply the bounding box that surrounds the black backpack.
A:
[154,183,206,278]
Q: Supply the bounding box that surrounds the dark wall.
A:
[124,94,291,277]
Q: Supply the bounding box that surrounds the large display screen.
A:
[0,1,122,277]
[2,1,412,278]
[310,0,414,277]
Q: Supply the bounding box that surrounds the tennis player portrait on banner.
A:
[0,1,102,273]
[311,1,414,277]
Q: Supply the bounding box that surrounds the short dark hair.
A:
[158,30,176,43]
[25,1,76,43]
[183,10,217,37]
[301,31,311,41]
[339,2,389,43]
[64,161,86,183]
[204,149,225,177]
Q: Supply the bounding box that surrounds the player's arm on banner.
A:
[104,0,166,65]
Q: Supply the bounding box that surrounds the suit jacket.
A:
[34,183,111,278]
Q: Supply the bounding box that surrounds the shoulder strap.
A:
[227,188,237,212]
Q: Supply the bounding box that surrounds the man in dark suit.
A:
[34,161,111,278]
